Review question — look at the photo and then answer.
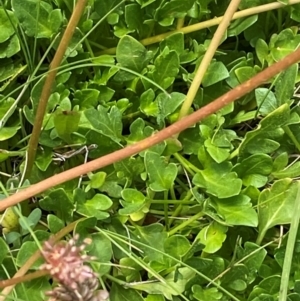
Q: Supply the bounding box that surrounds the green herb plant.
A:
[1,1,300,301]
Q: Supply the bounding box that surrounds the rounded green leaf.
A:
[0,9,18,43]
[164,235,190,259]
[193,162,242,198]
[121,188,145,203]
[271,28,300,61]
[211,195,258,227]
[47,214,64,233]
[90,172,107,189]
[257,179,299,243]
[12,0,62,38]
[116,35,148,72]
[198,222,227,253]
[88,194,113,211]
[16,241,42,269]
[145,151,178,191]
[202,61,229,87]
[0,126,20,141]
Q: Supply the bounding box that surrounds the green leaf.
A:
[156,0,195,24]
[192,285,222,301]
[255,88,279,116]
[239,104,289,157]
[156,92,185,121]
[121,189,145,204]
[19,208,42,235]
[0,126,20,141]
[83,106,123,143]
[74,89,99,109]
[140,89,159,117]
[0,238,9,264]
[0,34,20,58]
[16,241,43,269]
[291,4,300,21]
[127,267,195,299]
[99,181,122,198]
[257,179,299,243]
[0,9,18,43]
[220,264,248,291]
[270,28,300,61]
[119,189,148,220]
[149,48,179,89]
[89,232,113,262]
[16,279,51,301]
[0,64,25,92]
[125,4,143,34]
[275,64,298,104]
[119,257,142,282]
[237,242,267,284]
[163,138,182,156]
[110,283,144,301]
[179,127,203,155]
[116,35,148,73]
[228,15,258,36]
[35,147,52,171]
[202,61,229,87]
[39,188,74,222]
[272,162,300,179]
[255,38,269,66]
[160,32,185,56]
[204,138,230,163]
[28,208,42,225]
[198,222,227,253]
[74,216,97,238]
[252,275,281,296]
[233,154,273,187]
[47,214,64,234]
[114,157,145,182]
[145,294,165,301]
[145,151,178,191]
[133,224,167,262]
[136,0,156,8]
[164,235,190,259]
[12,0,62,38]
[89,232,112,274]
[235,66,257,83]
[53,109,81,142]
[94,0,123,19]
[89,171,106,189]
[193,162,242,198]
[77,194,112,220]
[273,152,289,172]
[210,195,258,227]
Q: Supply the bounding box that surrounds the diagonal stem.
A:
[99,0,300,55]
[1,47,300,212]
[178,0,241,121]
[25,0,88,178]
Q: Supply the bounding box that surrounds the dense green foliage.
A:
[1,0,300,300]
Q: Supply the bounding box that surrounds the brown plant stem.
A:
[0,270,48,289]
[0,220,80,300]
[25,0,88,178]
[1,49,300,212]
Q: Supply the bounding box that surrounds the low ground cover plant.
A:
[1,0,300,300]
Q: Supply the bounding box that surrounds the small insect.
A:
[52,144,98,162]
[52,144,98,188]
